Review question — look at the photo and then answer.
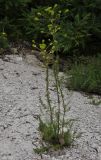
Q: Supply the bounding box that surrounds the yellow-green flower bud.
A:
[39,43,46,50]
[32,40,35,43]
[32,44,36,48]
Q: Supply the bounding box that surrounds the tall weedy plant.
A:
[32,4,76,152]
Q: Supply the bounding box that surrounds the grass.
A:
[66,55,101,94]
[39,120,74,146]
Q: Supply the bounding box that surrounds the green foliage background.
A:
[67,55,101,94]
[0,0,101,55]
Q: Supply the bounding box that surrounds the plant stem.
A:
[59,85,66,135]
[53,61,61,135]
[46,64,53,124]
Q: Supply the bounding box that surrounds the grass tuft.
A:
[67,55,101,94]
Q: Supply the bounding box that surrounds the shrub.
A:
[0,0,101,56]
[66,55,101,94]
[22,0,101,55]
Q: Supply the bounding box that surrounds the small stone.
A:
[31,87,38,90]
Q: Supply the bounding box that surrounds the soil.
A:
[0,51,101,160]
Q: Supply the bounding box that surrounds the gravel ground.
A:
[0,55,101,160]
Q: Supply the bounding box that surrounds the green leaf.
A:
[39,43,46,50]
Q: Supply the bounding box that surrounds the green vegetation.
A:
[0,0,101,55]
[88,95,101,106]
[90,99,101,106]
[0,0,100,154]
[0,0,101,93]
[0,32,8,49]
[19,0,101,55]
[67,55,101,94]
[32,34,76,153]
[0,32,8,55]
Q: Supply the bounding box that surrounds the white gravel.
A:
[0,55,101,160]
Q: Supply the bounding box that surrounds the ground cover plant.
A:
[66,54,101,94]
[90,98,101,106]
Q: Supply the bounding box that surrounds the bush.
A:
[22,0,101,55]
[66,55,101,94]
[0,0,101,56]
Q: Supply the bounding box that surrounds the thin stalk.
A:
[46,64,53,124]
[54,58,66,135]
[59,84,66,135]
[53,62,61,135]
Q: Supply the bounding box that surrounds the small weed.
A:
[39,120,75,147]
[90,98,101,106]
[34,146,49,154]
